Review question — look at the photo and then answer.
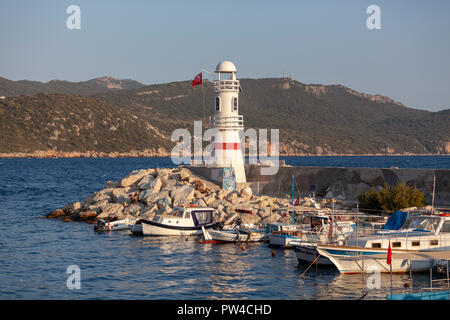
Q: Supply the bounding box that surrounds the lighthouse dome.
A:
[215,60,237,73]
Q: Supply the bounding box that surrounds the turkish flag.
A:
[387,241,392,265]
[192,72,202,87]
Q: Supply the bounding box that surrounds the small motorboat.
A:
[132,206,221,236]
[94,218,137,232]
[203,227,267,243]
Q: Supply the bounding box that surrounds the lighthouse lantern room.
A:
[208,60,246,184]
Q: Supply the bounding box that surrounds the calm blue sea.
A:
[0,156,448,300]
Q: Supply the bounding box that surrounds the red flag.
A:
[192,72,202,87]
[387,241,392,265]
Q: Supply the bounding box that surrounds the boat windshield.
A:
[171,209,184,218]
[402,217,441,232]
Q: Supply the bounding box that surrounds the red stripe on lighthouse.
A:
[214,143,241,150]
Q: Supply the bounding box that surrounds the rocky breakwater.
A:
[44,167,321,226]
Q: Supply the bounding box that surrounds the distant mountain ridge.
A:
[0,76,448,156]
[0,76,144,97]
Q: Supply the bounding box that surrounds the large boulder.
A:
[99,203,124,219]
[140,203,158,219]
[240,187,253,200]
[105,180,121,188]
[261,212,281,223]
[87,199,109,212]
[224,213,239,225]
[156,195,172,209]
[120,169,152,187]
[80,194,95,210]
[139,189,156,202]
[45,209,65,218]
[216,189,228,200]
[62,201,81,214]
[203,193,216,206]
[155,168,172,179]
[226,191,239,202]
[111,188,131,205]
[123,203,143,217]
[148,178,162,193]
[92,188,114,203]
[240,213,261,225]
[162,178,177,190]
[180,169,190,181]
[79,211,97,220]
[170,185,195,207]
[194,180,207,193]
[137,174,155,190]
[258,207,273,219]
[192,198,207,207]
[156,204,173,216]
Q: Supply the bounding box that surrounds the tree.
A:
[358,183,426,214]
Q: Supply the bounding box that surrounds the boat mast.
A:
[431,173,436,215]
[291,175,295,224]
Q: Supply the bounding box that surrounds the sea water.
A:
[0,156,448,299]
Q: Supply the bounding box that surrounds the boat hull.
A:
[316,246,435,274]
[140,219,219,236]
[268,234,301,248]
[206,229,267,243]
[294,244,333,265]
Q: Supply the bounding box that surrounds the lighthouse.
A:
[208,60,246,184]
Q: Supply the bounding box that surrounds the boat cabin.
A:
[347,215,450,250]
[152,206,215,227]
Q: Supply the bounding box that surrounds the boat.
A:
[131,206,221,236]
[203,227,267,243]
[268,214,356,248]
[310,214,450,273]
[388,289,450,300]
[94,218,137,232]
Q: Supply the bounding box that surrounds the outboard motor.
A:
[213,222,224,230]
[94,219,106,232]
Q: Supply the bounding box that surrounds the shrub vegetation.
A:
[358,183,426,213]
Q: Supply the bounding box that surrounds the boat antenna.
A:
[291,174,295,224]
[431,173,436,215]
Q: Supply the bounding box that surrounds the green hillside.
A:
[0,77,448,155]
[0,94,168,153]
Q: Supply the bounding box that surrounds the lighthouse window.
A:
[233,97,238,111]
[215,97,220,111]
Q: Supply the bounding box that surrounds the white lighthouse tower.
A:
[209,60,246,184]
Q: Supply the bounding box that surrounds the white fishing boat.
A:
[317,248,450,274]
[268,215,356,248]
[203,228,267,243]
[94,218,137,232]
[310,214,450,273]
[132,206,220,236]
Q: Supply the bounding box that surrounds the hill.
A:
[0,76,144,97]
[93,78,450,155]
[0,77,448,156]
[0,94,169,155]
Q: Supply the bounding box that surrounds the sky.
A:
[0,0,449,112]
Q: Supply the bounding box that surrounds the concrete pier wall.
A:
[244,165,450,207]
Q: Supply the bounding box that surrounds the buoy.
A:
[271,250,276,257]
[241,244,246,251]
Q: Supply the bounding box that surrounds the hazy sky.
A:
[1,0,449,111]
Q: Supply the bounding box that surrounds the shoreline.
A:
[0,152,448,159]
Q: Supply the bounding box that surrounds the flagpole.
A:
[200,69,211,131]
[389,238,393,295]
[201,74,206,129]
